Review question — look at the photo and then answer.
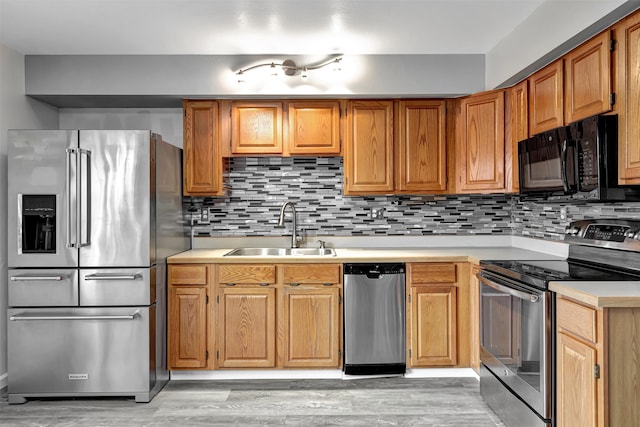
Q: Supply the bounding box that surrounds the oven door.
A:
[479,271,552,420]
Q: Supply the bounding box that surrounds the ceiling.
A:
[0,0,549,56]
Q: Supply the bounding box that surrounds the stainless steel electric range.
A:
[478,219,640,427]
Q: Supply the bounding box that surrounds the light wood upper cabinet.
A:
[616,12,640,184]
[456,90,507,193]
[528,60,564,135]
[397,100,448,193]
[231,102,283,154]
[344,99,449,195]
[511,80,529,144]
[168,264,214,370]
[183,100,227,196]
[286,101,341,155]
[564,31,613,124]
[344,100,395,194]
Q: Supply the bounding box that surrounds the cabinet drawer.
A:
[218,265,276,284]
[557,297,597,344]
[169,265,208,285]
[282,264,341,285]
[410,263,457,284]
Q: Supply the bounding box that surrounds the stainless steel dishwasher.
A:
[343,263,406,375]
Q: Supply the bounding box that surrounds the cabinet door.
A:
[617,12,640,184]
[231,102,283,154]
[168,286,208,369]
[557,333,598,427]
[456,90,506,193]
[281,286,341,368]
[397,100,447,193]
[217,286,276,368]
[564,31,612,124]
[183,100,224,195]
[410,286,457,366]
[344,100,394,194]
[511,80,529,144]
[286,101,341,155]
[528,60,564,135]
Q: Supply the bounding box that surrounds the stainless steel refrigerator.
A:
[7,130,190,404]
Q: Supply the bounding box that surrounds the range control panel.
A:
[565,219,640,250]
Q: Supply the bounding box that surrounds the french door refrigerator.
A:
[7,130,190,404]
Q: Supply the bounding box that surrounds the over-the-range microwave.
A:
[518,114,640,202]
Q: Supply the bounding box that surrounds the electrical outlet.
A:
[370,208,385,219]
[199,208,210,224]
[560,207,567,220]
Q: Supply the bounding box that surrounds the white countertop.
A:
[550,281,640,308]
[168,246,566,264]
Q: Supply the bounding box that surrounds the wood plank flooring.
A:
[0,377,504,426]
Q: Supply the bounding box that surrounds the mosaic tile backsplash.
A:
[187,157,640,241]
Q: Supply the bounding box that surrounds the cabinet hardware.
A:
[610,93,616,106]
[322,283,333,286]
[594,364,600,379]
[289,283,300,287]
[259,283,270,286]
[408,294,412,303]
[205,351,209,360]
[216,351,219,360]
[338,295,342,304]
[225,283,236,286]
[206,295,209,304]
[409,349,412,359]
[610,34,616,52]
[216,295,219,304]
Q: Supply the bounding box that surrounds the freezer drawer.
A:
[8,307,154,401]
[8,269,78,307]
[79,268,154,306]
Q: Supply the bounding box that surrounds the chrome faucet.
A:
[277,202,300,248]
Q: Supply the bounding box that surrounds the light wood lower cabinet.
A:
[556,295,640,427]
[410,285,457,366]
[214,263,342,369]
[168,264,214,369]
[217,286,277,368]
[280,286,341,368]
[408,263,471,368]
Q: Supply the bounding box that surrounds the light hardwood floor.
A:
[0,377,504,426]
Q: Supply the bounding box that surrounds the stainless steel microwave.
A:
[518,114,640,201]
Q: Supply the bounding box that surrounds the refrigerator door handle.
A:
[10,274,67,282]
[78,148,92,248]
[66,148,77,248]
[10,311,140,321]
[84,273,142,281]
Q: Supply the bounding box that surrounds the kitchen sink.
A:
[223,247,336,257]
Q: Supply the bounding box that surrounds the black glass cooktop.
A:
[480,259,640,290]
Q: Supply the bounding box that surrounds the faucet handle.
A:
[318,240,326,249]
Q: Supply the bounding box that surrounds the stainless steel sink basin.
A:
[223,247,336,257]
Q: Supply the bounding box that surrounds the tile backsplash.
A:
[187,157,640,241]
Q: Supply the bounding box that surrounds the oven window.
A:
[480,280,545,392]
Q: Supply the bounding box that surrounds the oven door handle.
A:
[479,275,540,303]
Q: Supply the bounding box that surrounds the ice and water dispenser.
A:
[21,195,56,253]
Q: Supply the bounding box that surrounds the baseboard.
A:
[170,368,479,381]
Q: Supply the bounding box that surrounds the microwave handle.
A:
[561,139,570,193]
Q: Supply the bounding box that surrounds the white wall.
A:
[0,43,59,388]
[486,0,631,88]
[59,109,183,147]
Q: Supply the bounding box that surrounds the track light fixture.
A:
[236,56,342,83]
